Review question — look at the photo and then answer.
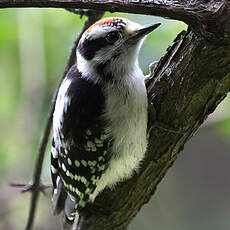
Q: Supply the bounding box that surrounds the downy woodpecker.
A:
[51,17,160,222]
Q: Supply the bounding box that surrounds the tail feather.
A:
[52,179,67,215]
[52,178,79,229]
[65,195,76,220]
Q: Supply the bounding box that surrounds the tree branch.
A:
[0,0,226,27]
[1,0,229,42]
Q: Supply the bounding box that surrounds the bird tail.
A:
[52,179,67,215]
[52,179,78,229]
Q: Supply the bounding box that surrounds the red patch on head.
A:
[84,17,118,36]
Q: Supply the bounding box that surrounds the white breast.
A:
[90,66,148,201]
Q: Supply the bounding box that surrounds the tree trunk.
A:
[74,1,230,229]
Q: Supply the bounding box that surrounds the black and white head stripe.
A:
[78,36,110,60]
[78,17,127,60]
[76,17,144,83]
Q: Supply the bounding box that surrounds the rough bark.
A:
[2,0,230,230]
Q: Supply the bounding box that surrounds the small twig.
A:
[65,8,102,18]
[10,182,27,188]
[11,9,104,230]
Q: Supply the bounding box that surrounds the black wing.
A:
[51,65,112,220]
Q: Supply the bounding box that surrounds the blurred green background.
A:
[0,8,230,230]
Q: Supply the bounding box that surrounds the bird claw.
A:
[149,61,159,73]
[10,181,51,195]
[145,61,159,83]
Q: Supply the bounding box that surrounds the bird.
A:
[50,16,160,225]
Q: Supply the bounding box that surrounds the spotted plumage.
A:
[51,65,113,219]
[51,17,160,225]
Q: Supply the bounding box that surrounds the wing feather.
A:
[51,65,112,219]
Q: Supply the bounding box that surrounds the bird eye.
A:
[105,31,120,44]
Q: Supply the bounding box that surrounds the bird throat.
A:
[95,60,115,83]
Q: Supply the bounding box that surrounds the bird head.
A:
[76,17,160,82]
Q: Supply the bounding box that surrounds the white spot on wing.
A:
[56,176,60,187]
[62,163,67,172]
[67,158,72,166]
[74,160,80,167]
[81,160,87,167]
[86,129,92,135]
[87,141,95,148]
[51,146,58,159]
[51,165,58,174]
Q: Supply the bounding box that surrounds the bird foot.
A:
[145,61,159,83]
[10,181,51,195]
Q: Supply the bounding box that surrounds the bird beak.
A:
[126,23,161,43]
